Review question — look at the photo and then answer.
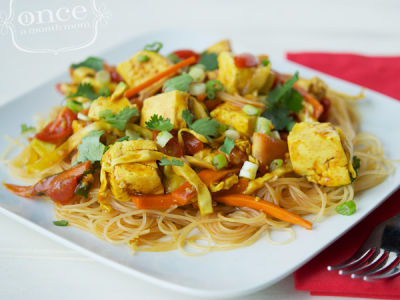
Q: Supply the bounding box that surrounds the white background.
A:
[0,0,399,299]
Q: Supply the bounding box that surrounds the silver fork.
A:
[328,212,400,281]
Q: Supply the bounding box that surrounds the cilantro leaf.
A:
[77,130,106,163]
[98,86,111,97]
[350,156,361,182]
[99,107,139,131]
[182,109,194,126]
[21,124,35,134]
[145,114,174,132]
[199,52,218,71]
[159,157,184,166]
[167,53,181,64]
[263,105,292,131]
[286,88,303,113]
[71,57,104,71]
[67,83,98,101]
[268,71,299,105]
[219,137,235,155]
[163,73,193,93]
[182,109,219,141]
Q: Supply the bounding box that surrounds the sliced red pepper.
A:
[319,97,331,122]
[3,161,92,204]
[35,107,77,143]
[181,131,204,155]
[234,53,259,68]
[172,50,199,63]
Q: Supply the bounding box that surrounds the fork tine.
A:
[363,253,400,281]
[327,248,376,271]
[349,249,388,278]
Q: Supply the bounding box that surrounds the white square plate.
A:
[0,30,399,299]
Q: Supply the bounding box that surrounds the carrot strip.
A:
[294,86,324,119]
[171,182,197,203]
[197,168,240,187]
[124,56,197,98]
[214,194,312,230]
[132,193,189,210]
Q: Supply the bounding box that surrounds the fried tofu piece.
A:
[287,122,351,187]
[101,140,164,202]
[116,50,170,88]
[206,40,232,54]
[88,96,137,121]
[210,103,256,137]
[217,52,271,95]
[140,90,189,129]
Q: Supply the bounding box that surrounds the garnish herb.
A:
[159,157,184,166]
[71,57,104,71]
[262,59,270,66]
[21,124,35,134]
[67,82,98,101]
[351,156,361,182]
[53,220,69,226]
[167,54,181,64]
[336,200,356,216]
[163,73,193,93]
[144,42,163,53]
[117,136,130,142]
[66,99,83,113]
[206,80,224,99]
[77,130,107,163]
[99,107,139,131]
[263,71,303,131]
[182,109,219,142]
[219,137,235,155]
[199,52,218,71]
[145,114,174,132]
[98,86,111,97]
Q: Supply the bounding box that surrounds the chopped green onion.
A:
[156,131,173,147]
[188,65,206,82]
[74,180,92,198]
[269,130,281,140]
[77,112,90,121]
[262,59,270,66]
[21,124,35,134]
[53,220,68,226]
[270,159,283,171]
[125,128,143,140]
[66,99,83,113]
[242,104,261,116]
[144,42,163,53]
[239,161,258,180]
[206,80,224,99]
[95,70,110,84]
[212,153,228,170]
[138,54,149,62]
[225,129,240,140]
[117,136,130,142]
[189,82,206,96]
[336,201,356,216]
[255,117,272,135]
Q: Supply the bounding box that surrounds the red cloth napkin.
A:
[287,52,400,299]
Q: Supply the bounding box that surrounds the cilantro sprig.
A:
[199,52,218,71]
[77,130,107,163]
[182,109,219,142]
[99,107,139,131]
[67,83,98,101]
[159,157,184,166]
[71,57,104,71]
[145,114,174,132]
[163,73,193,93]
[262,71,303,131]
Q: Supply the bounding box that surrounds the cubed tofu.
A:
[217,52,271,95]
[88,96,137,121]
[210,103,256,137]
[206,40,232,54]
[140,90,189,129]
[287,122,351,187]
[101,140,164,202]
[116,50,171,88]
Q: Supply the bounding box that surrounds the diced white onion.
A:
[77,113,90,121]
[156,131,173,147]
[225,129,240,140]
[95,70,111,85]
[189,82,206,96]
[189,66,206,82]
[239,161,258,180]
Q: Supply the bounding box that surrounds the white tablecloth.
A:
[1,0,399,299]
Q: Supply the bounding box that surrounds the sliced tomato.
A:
[234,53,259,68]
[162,136,183,157]
[3,161,92,204]
[35,108,77,143]
[228,146,248,167]
[204,98,222,111]
[181,131,203,155]
[172,50,199,63]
